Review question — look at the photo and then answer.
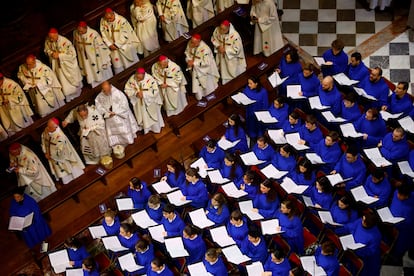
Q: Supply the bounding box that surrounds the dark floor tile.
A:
[375,10,393,21]
[337,34,356,46]
[369,56,389,69]
[282,22,300,33]
[299,34,318,46]
[337,9,356,21]
[389,43,410,55]
[319,0,336,9]
[284,0,300,9]
[356,0,365,9]
[300,10,319,21]
[390,69,411,82]
[410,56,414,69]
[356,22,376,33]
[318,47,331,56]
[318,22,336,33]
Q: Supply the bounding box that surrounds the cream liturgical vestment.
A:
[215,0,234,13]
[186,0,215,27]
[0,123,7,141]
[156,0,189,42]
[17,59,65,117]
[151,58,188,117]
[184,40,220,100]
[0,77,34,135]
[211,23,246,84]
[9,145,56,202]
[250,0,284,57]
[124,71,165,134]
[44,34,83,101]
[130,1,160,57]
[73,25,113,88]
[64,105,111,165]
[100,12,140,74]
[41,126,85,185]
[95,85,139,147]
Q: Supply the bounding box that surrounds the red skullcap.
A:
[78,21,87,28]
[105,7,113,13]
[159,55,168,62]
[9,143,21,152]
[0,72,3,79]
[221,20,230,27]
[51,117,59,125]
[48,28,58,34]
[192,34,201,40]
[26,54,36,60]
[137,67,145,74]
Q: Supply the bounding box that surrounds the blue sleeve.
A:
[73,247,90,267]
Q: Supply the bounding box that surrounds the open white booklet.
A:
[221,182,248,198]
[377,207,405,224]
[189,208,215,229]
[350,186,379,205]
[333,73,359,86]
[300,256,327,276]
[268,71,289,87]
[118,252,144,272]
[255,111,278,123]
[8,212,33,231]
[218,137,240,150]
[210,225,236,247]
[231,92,256,105]
[240,152,266,166]
[363,148,392,167]
[398,161,414,178]
[239,200,264,221]
[49,249,70,274]
[222,244,251,264]
[280,177,308,194]
[318,210,343,226]
[339,234,365,250]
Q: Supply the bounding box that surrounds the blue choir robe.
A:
[127,182,152,210]
[346,61,369,83]
[147,266,174,276]
[318,85,342,116]
[252,143,275,169]
[340,102,361,123]
[68,246,90,268]
[289,169,316,188]
[204,257,227,275]
[276,211,304,254]
[334,154,366,191]
[224,125,249,153]
[409,150,414,169]
[200,146,225,169]
[240,236,268,264]
[387,93,413,116]
[282,120,302,134]
[102,216,120,236]
[253,193,279,219]
[364,175,391,208]
[359,77,389,108]
[329,203,358,235]
[161,213,186,237]
[182,180,209,208]
[235,180,258,200]
[268,103,289,129]
[380,132,410,163]
[314,247,340,276]
[354,114,386,148]
[183,234,207,264]
[389,191,414,257]
[118,232,139,252]
[271,152,296,174]
[9,194,51,248]
[345,219,381,276]
[315,140,342,173]
[299,125,324,150]
[278,59,303,96]
[227,218,249,247]
[83,269,99,276]
[307,185,333,210]
[220,163,244,184]
[134,243,154,274]
[146,203,164,224]
[322,49,348,77]
[206,204,230,225]
[298,72,320,97]
[263,255,291,276]
[164,170,186,190]
[243,85,269,138]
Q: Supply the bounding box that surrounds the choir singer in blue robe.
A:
[9,186,51,248]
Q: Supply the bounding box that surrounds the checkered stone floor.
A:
[281,0,393,56]
[363,32,414,94]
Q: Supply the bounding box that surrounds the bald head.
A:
[321,76,334,91]
[48,32,58,42]
[101,81,112,95]
[104,10,115,22]
[26,55,36,69]
[46,119,59,132]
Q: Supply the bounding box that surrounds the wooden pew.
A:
[167,44,293,136]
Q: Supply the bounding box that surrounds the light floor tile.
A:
[300,46,318,57]
[337,21,356,34]
[375,21,391,32]
[355,34,374,46]
[317,33,337,47]
[299,21,318,34]
[283,33,299,44]
[282,10,301,21]
[318,9,337,22]
[355,9,376,22]
[336,0,355,9]
[389,55,411,69]
[300,0,319,9]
